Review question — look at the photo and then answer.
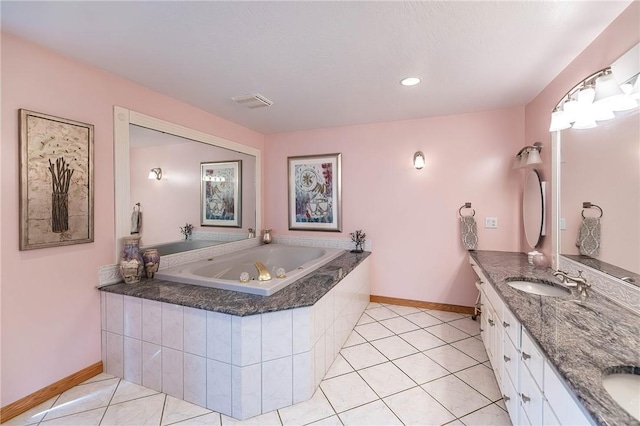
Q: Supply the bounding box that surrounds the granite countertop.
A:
[99,251,370,316]
[470,250,640,426]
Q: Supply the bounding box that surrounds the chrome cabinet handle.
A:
[471,263,476,267]
[521,394,531,403]
[488,319,495,326]
[503,355,510,363]
[522,352,531,361]
[503,321,510,328]
[503,394,510,402]
[480,328,484,332]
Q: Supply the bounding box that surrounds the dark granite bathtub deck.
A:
[99,251,370,316]
[470,250,640,426]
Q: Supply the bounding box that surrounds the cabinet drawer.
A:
[543,362,593,425]
[485,282,503,322]
[502,372,519,426]
[521,329,544,389]
[502,307,520,348]
[502,332,518,386]
[519,364,544,426]
[469,258,488,284]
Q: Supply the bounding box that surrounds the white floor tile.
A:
[111,380,159,405]
[39,407,106,425]
[42,377,119,421]
[365,302,383,310]
[496,398,507,412]
[320,372,378,413]
[451,337,489,363]
[365,306,399,321]
[325,354,354,379]
[3,396,58,425]
[371,336,419,360]
[383,387,455,426]
[356,313,375,326]
[80,373,116,385]
[445,420,465,426]
[459,402,511,425]
[421,375,491,418]
[393,353,450,385]
[378,316,420,334]
[425,310,466,322]
[308,415,342,425]
[448,317,481,336]
[424,345,479,373]
[221,411,282,425]
[404,312,443,328]
[170,412,222,425]
[101,393,166,426]
[343,331,366,347]
[161,395,212,425]
[385,305,423,316]
[338,400,402,425]
[399,329,446,351]
[455,364,502,401]
[354,322,394,341]
[425,323,470,343]
[358,362,416,398]
[278,389,335,426]
[340,343,387,370]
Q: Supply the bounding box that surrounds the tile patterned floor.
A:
[7,303,511,426]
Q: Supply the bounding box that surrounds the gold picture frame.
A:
[19,109,94,250]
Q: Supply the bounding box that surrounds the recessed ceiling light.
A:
[400,77,421,86]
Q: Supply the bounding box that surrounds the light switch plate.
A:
[485,217,498,229]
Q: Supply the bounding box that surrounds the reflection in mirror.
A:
[130,125,256,255]
[523,169,545,249]
[560,107,640,281]
[113,107,261,261]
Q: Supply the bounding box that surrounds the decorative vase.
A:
[262,229,272,244]
[120,236,144,283]
[142,249,161,278]
[352,242,364,253]
[532,252,548,268]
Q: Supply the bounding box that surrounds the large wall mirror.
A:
[114,107,261,260]
[523,169,545,249]
[553,44,639,284]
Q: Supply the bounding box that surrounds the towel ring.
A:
[581,202,603,219]
[458,203,475,218]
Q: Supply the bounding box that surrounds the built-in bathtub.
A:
[155,244,345,296]
[142,239,226,256]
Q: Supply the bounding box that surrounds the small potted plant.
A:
[350,230,366,253]
[180,223,193,240]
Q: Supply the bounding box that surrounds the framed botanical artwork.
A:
[201,160,242,227]
[288,153,342,232]
[19,109,94,250]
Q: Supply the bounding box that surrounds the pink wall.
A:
[524,1,640,256]
[130,140,257,246]
[0,33,264,406]
[265,108,525,305]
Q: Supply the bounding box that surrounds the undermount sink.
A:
[507,280,571,297]
[602,371,640,421]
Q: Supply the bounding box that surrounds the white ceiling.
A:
[1,1,633,134]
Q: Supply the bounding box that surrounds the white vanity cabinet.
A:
[470,257,595,426]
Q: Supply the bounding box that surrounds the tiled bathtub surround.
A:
[100,256,370,420]
[470,250,640,426]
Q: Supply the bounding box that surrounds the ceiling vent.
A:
[231,93,273,109]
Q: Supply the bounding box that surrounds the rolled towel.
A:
[461,215,478,251]
[576,217,600,256]
[131,208,142,234]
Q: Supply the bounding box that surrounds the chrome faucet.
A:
[554,270,591,297]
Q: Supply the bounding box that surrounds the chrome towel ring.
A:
[581,202,603,218]
[458,202,475,218]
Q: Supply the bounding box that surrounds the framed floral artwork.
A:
[19,109,94,250]
[201,160,242,227]
[288,153,341,231]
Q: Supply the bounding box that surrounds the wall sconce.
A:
[148,167,162,180]
[513,142,543,169]
[413,151,425,169]
[549,67,639,132]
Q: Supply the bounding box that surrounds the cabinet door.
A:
[502,306,520,348]
[543,362,594,425]
[521,329,544,389]
[502,371,519,425]
[502,332,519,391]
[519,361,544,426]
[543,400,561,426]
